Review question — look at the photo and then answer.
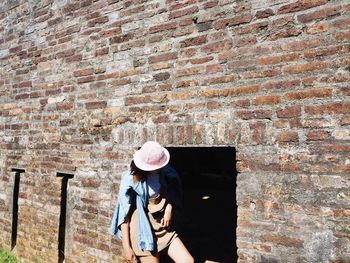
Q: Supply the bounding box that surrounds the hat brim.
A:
[133,147,170,171]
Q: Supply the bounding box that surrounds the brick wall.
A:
[0,0,349,262]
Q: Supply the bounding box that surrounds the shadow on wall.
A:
[162,147,237,263]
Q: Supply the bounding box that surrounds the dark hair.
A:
[130,160,147,182]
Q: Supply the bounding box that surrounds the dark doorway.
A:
[166,147,237,263]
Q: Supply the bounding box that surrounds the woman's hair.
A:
[130,160,147,182]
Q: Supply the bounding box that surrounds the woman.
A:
[110,141,194,263]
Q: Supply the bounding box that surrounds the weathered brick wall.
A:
[0,0,349,262]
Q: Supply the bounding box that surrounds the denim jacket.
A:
[110,164,182,251]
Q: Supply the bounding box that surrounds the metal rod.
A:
[56,172,74,263]
[11,168,25,250]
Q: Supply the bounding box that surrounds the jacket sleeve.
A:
[110,171,133,239]
[162,164,183,210]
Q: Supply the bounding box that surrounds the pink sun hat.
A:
[133,141,170,171]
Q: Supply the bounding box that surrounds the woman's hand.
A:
[120,220,136,262]
[161,203,172,227]
[123,246,136,262]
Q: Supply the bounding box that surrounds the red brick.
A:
[227,59,256,70]
[65,54,82,63]
[87,16,109,27]
[95,47,109,57]
[180,35,207,48]
[170,0,196,10]
[305,102,350,115]
[218,50,238,61]
[175,66,205,77]
[238,219,276,231]
[152,115,169,123]
[9,45,22,53]
[236,110,272,120]
[120,5,145,16]
[333,209,350,218]
[203,0,218,9]
[63,2,80,14]
[169,6,199,19]
[82,179,101,188]
[281,36,326,51]
[201,40,233,54]
[100,28,122,38]
[190,56,213,64]
[257,53,300,65]
[298,6,342,23]
[306,130,329,141]
[109,33,134,44]
[232,99,250,108]
[253,95,281,105]
[278,0,327,14]
[269,28,302,41]
[255,9,274,19]
[179,17,193,26]
[206,100,220,110]
[237,35,257,47]
[57,48,76,58]
[180,48,197,57]
[149,22,177,33]
[277,106,302,118]
[278,131,299,143]
[85,101,107,109]
[306,21,329,34]
[153,72,170,81]
[55,25,80,39]
[206,64,222,73]
[318,144,350,153]
[235,21,269,35]
[332,17,350,29]
[73,69,94,77]
[149,52,178,64]
[240,69,279,79]
[175,80,199,88]
[213,13,252,29]
[341,115,350,126]
[335,31,350,41]
[56,102,73,110]
[304,44,350,58]
[250,122,264,145]
[194,125,203,144]
[177,126,185,144]
[18,81,32,88]
[260,234,304,248]
[262,79,301,90]
[205,75,235,85]
[285,88,332,100]
[125,95,151,106]
[283,61,331,74]
[77,76,95,84]
[201,85,259,98]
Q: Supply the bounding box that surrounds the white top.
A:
[147,173,161,198]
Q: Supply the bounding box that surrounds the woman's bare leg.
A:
[138,253,159,263]
[167,237,194,263]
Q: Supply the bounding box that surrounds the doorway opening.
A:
[167,147,237,263]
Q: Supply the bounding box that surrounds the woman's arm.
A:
[161,202,172,227]
[120,218,136,262]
